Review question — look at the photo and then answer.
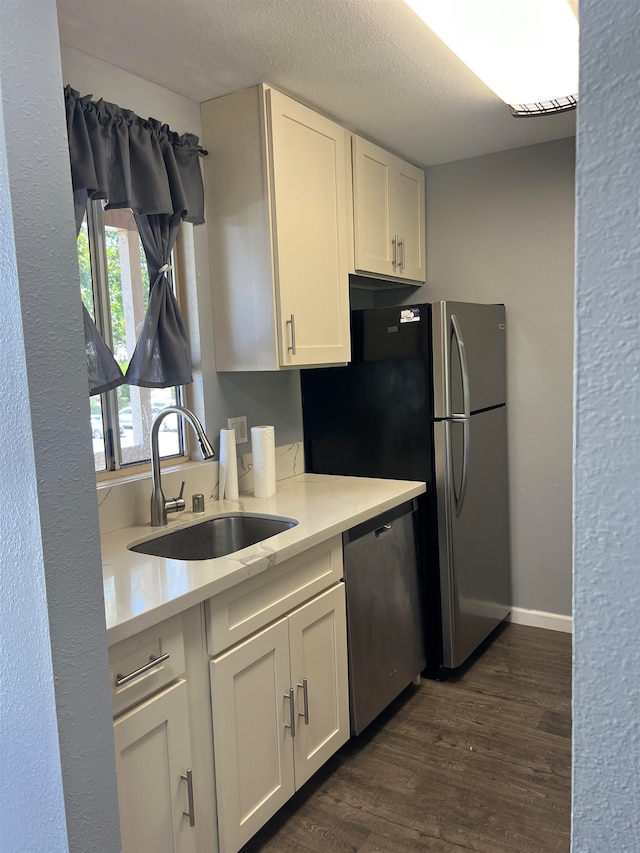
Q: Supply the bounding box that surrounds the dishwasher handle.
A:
[342,498,417,545]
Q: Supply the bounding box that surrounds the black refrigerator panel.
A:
[301,305,435,485]
[301,355,434,484]
[351,304,430,363]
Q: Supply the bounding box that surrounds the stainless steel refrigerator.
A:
[301,300,511,675]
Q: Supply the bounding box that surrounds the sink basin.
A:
[129,513,298,561]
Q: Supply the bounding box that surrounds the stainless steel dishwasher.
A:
[342,498,426,735]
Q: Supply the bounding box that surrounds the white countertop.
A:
[101,473,426,645]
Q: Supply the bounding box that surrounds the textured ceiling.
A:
[56,0,576,168]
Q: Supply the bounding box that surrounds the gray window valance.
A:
[65,85,204,223]
[64,85,206,394]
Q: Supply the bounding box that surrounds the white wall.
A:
[61,45,304,451]
[573,1,640,848]
[377,138,575,619]
[0,6,120,852]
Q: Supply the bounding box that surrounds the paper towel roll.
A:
[251,425,276,498]
[219,428,239,500]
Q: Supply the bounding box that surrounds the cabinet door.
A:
[288,584,350,788]
[391,159,426,283]
[267,89,351,367]
[210,618,294,853]
[113,679,196,853]
[352,135,396,278]
[352,135,426,283]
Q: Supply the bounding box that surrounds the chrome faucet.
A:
[150,405,215,526]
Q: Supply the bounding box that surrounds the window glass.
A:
[77,218,95,319]
[78,203,184,472]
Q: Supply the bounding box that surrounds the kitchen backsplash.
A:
[97,441,304,535]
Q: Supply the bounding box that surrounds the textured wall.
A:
[377,139,575,617]
[0,52,69,853]
[573,1,640,848]
[0,4,120,851]
[61,45,304,448]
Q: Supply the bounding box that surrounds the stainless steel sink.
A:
[129,513,298,561]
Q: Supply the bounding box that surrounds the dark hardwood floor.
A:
[242,623,572,853]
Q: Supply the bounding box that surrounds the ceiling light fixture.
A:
[404,0,579,117]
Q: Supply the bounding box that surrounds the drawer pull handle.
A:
[115,652,170,687]
[298,677,310,725]
[374,522,393,538]
[181,769,196,827]
[284,688,296,738]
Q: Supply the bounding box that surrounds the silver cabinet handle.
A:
[398,236,405,270]
[284,687,296,737]
[374,522,393,538]
[181,769,196,827]
[286,314,297,355]
[298,677,309,725]
[391,234,398,267]
[115,652,170,687]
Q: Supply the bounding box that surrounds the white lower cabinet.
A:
[210,583,349,853]
[113,679,197,853]
[288,587,350,787]
[110,541,350,853]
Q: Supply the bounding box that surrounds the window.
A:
[78,201,186,473]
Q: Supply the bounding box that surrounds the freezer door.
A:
[434,407,511,669]
[432,301,506,417]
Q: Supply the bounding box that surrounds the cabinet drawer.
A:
[206,536,343,656]
[109,614,186,717]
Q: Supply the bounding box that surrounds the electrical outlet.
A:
[227,416,248,445]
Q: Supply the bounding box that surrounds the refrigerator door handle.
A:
[450,313,471,418]
[455,418,470,517]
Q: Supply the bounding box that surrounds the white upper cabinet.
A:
[352,135,426,284]
[201,84,351,371]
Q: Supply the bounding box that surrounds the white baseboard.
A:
[507,607,573,634]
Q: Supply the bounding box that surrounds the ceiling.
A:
[56,0,576,169]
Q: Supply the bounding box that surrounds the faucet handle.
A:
[166,481,186,516]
